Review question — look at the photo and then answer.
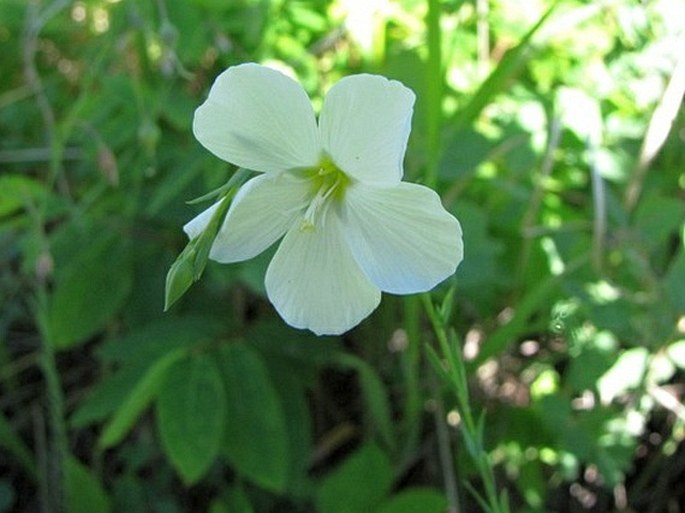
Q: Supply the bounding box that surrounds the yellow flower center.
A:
[299,156,350,231]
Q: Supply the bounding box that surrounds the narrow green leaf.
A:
[49,235,133,349]
[98,348,186,448]
[185,168,250,205]
[216,344,288,491]
[157,354,225,484]
[450,4,556,133]
[316,443,393,513]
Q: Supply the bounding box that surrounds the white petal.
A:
[193,63,321,172]
[183,174,311,263]
[319,74,415,186]
[265,210,381,335]
[341,182,463,294]
[209,173,311,263]
[183,201,221,240]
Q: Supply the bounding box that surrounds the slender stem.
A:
[425,0,443,189]
[421,293,507,513]
[35,289,68,513]
[432,377,461,513]
[517,115,562,287]
[400,296,422,463]
[476,0,490,78]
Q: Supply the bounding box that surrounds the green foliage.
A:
[316,443,394,513]
[49,228,133,349]
[2,0,684,511]
[156,353,225,484]
[65,457,112,513]
[217,343,289,492]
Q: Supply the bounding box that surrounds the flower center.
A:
[299,156,350,231]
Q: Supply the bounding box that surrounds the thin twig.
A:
[517,114,562,286]
[625,51,685,211]
[22,0,71,196]
[589,138,607,272]
[476,0,490,78]
[0,147,83,163]
[432,379,461,513]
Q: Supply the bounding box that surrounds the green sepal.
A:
[164,169,250,310]
[185,168,249,205]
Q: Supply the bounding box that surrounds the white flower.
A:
[184,63,463,335]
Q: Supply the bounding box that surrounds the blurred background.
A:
[1,0,684,511]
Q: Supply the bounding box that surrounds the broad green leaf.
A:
[665,245,685,312]
[377,489,447,513]
[0,410,36,480]
[97,316,220,365]
[49,234,133,350]
[565,344,615,393]
[73,316,218,429]
[266,362,313,495]
[217,344,288,491]
[157,354,225,484]
[248,321,340,386]
[316,443,393,513]
[66,457,112,513]
[634,194,685,257]
[98,348,186,449]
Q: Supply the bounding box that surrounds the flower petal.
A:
[341,182,463,294]
[183,201,220,240]
[319,74,415,186]
[193,63,321,172]
[265,210,381,335]
[184,173,311,263]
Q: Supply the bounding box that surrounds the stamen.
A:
[299,167,347,232]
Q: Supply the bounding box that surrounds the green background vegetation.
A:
[1,0,684,511]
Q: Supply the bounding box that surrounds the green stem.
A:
[421,293,507,513]
[400,296,422,463]
[425,0,443,189]
[35,289,69,513]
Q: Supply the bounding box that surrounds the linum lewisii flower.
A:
[184,63,463,335]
